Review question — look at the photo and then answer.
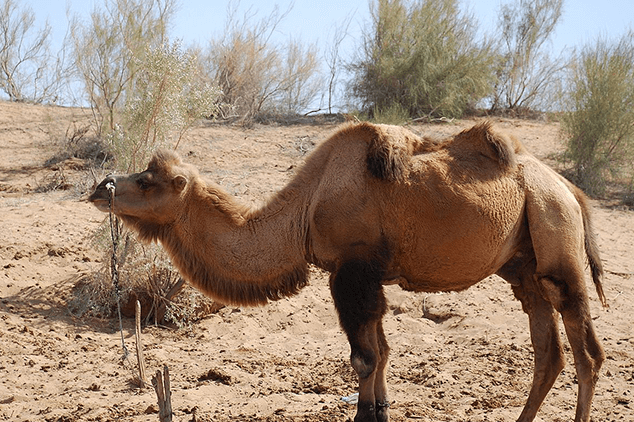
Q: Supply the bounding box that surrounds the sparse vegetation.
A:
[69,0,176,136]
[490,0,566,113]
[111,40,220,172]
[560,31,634,197]
[203,3,322,124]
[69,234,220,326]
[0,0,67,103]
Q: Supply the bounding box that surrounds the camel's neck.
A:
[147,180,312,307]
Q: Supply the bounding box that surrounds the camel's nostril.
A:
[98,175,116,190]
[90,176,117,199]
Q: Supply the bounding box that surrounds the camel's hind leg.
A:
[330,259,390,422]
[539,271,605,422]
[522,157,605,421]
[499,258,566,422]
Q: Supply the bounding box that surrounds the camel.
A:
[89,121,607,422]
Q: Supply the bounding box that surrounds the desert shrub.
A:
[370,102,410,125]
[70,0,175,136]
[560,31,634,196]
[46,121,111,168]
[490,0,566,112]
[269,38,322,115]
[348,0,496,119]
[204,4,322,124]
[70,230,221,326]
[110,40,220,172]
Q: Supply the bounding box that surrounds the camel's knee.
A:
[351,350,378,380]
[594,346,606,371]
[536,347,566,388]
[537,276,566,311]
[349,323,385,380]
[535,335,565,373]
[585,336,605,380]
[576,351,604,387]
[376,322,390,363]
[554,350,566,374]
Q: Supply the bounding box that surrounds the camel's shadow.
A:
[1,274,136,336]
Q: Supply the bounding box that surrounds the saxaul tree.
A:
[491,0,565,112]
[0,0,65,103]
[349,0,496,119]
[70,0,175,136]
[561,31,634,195]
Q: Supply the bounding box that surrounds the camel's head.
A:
[89,150,198,227]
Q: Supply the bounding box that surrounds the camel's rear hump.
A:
[452,121,520,172]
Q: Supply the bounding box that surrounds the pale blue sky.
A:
[23,0,634,56]
[18,0,634,109]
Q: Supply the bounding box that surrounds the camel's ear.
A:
[172,175,188,193]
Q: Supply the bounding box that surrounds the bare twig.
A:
[153,365,173,422]
[135,300,147,388]
[158,277,186,323]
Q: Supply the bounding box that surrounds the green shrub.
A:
[371,102,410,125]
[349,0,496,119]
[561,31,634,196]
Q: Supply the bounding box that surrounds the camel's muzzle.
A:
[88,175,117,211]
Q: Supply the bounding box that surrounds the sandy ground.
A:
[0,101,632,422]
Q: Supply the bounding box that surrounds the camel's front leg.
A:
[330,259,390,422]
[373,318,391,421]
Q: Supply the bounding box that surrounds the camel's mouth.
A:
[90,197,111,213]
[88,178,116,212]
[88,189,111,212]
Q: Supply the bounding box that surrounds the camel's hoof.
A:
[354,401,377,422]
[376,401,390,422]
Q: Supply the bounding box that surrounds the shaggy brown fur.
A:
[90,121,606,422]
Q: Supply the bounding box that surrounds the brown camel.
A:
[89,121,607,422]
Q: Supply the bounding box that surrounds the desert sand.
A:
[0,101,632,421]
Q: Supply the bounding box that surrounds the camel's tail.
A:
[572,185,608,308]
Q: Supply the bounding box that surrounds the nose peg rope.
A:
[107,182,130,361]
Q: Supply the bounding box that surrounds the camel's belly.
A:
[389,176,526,291]
[390,235,519,293]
